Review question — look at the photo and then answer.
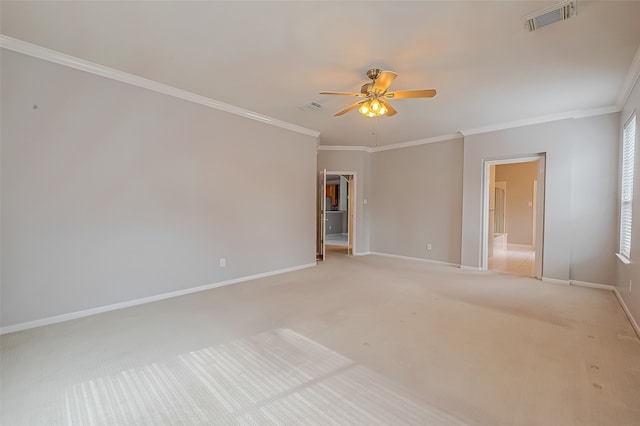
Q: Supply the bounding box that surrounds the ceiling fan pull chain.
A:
[373,117,379,146]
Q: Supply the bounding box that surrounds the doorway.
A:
[482,156,545,278]
[317,170,356,261]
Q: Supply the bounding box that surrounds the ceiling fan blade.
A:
[319,91,366,97]
[380,99,397,116]
[334,100,366,116]
[385,89,437,99]
[372,71,398,93]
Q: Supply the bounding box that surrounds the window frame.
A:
[619,113,637,262]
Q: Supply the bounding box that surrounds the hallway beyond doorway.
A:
[489,244,535,277]
[325,233,348,246]
[483,155,545,279]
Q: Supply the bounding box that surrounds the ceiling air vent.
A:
[523,0,576,32]
[299,101,322,111]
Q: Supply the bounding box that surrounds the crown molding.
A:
[317,145,374,153]
[6,34,629,147]
[572,105,621,119]
[371,133,463,152]
[459,105,620,136]
[0,35,320,138]
[318,104,618,153]
[617,44,640,109]
[318,133,462,153]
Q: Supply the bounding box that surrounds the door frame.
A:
[481,155,545,279]
[321,170,357,258]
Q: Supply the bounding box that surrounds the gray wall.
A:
[370,138,464,264]
[3,47,629,328]
[495,162,538,245]
[1,50,318,327]
[317,150,371,253]
[569,114,619,285]
[461,114,619,285]
[617,76,640,324]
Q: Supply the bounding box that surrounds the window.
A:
[620,114,637,260]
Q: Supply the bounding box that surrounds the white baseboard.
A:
[369,251,460,267]
[613,288,640,339]
[541,277,570,285]
[0,262,317,335]
[569,280,616,291]
[353,251,371,256]
[568,281,638,338]
[459,265,483,271]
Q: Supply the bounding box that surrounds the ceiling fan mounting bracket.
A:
[366,68,382,80]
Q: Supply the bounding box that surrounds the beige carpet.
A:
[2,249,639,425]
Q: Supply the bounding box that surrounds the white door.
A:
[534,158,545,280]
[318,169,327,261]
[488,165,496,258]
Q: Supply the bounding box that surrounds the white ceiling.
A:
[2,1,639,147]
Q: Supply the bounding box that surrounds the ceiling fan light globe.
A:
[379,107,387,115]
[359,104,369,115]
[371,100,380,111]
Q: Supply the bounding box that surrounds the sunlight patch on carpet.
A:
[56,329,464,425]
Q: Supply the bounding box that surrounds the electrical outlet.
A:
[219,258,226,268]
[427,243,432,251]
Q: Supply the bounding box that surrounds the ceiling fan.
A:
[319,68,436,117]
